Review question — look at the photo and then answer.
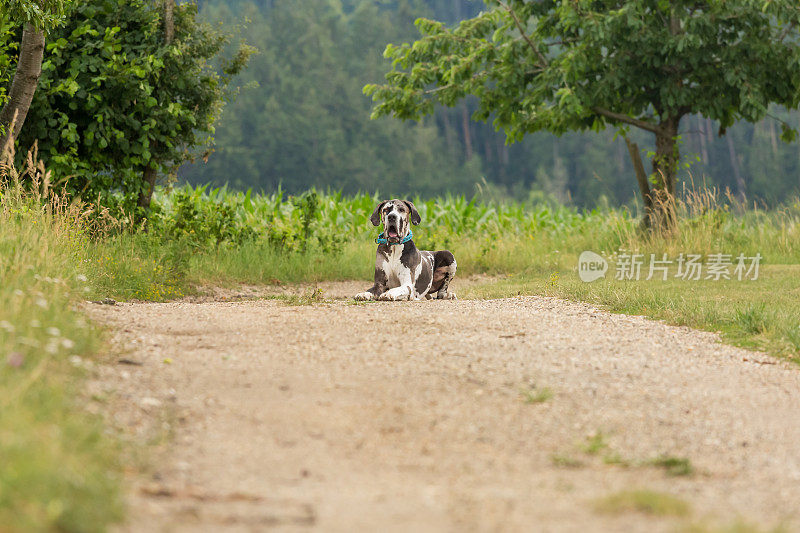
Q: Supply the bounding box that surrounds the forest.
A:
[179,0,800,207]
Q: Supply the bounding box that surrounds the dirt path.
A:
[89,282,800,532]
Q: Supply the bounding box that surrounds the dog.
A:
[355,199,457,301]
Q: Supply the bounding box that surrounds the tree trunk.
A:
[483,132,492,165]
[453,0,461,20]
[0,24,45,152]
[164,0,174,44]
[706,118,714,146]
[650,116,680,231]
[697,115,708,165]
[768,119,778,157]
[441,110,454,155]
[726,133,746,202]
[137,0,175,219]
[495,136,508,182]
[653,117,679,195]
[625,137,652,230]
[461,103,472,161]
[137,164,158,220]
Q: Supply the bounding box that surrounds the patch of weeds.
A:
[283,288,325,306]
[649,455,694,477]
[521,386,553,404]
[581,432,609,455]
[782,324,800,357]
[602,451,631,467]
[551,454,584,468]
[594,489,690,517]
[681,520,789,533]
[733,303,768,335]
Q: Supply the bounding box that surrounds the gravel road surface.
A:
[88,282,800,532]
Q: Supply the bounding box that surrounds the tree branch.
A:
[778,21,795,43]
[498,1,548,68]
[0,24,45,150]
[592,107,664,135]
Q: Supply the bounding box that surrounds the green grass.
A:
[521,386,553,404]
[463,263,800,363]
[649,455,694,477]
[0,188,123,531]
[551,454,585,468]
[682,521,789,533]
[602,452,631,467]
[581,432,610,455]
[595,489,691,517]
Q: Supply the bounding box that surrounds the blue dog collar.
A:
[376,229,413,245]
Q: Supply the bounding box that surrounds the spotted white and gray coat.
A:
[355,199,457,301]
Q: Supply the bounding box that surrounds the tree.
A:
[139,0,174,214]
[17,0,253,214]
[0,0,70,152]
[365,0,800,228]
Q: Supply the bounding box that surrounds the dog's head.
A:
[370,199,420,244]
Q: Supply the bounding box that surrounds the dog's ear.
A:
[369,200,388,226]
[404,200,421,225]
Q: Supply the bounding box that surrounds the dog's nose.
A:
[388,214,397,222]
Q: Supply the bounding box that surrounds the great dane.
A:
[355,199,457,301]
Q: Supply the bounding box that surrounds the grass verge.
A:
[594,489,691,517]
[1,184,123,530]
[463,262,800,363]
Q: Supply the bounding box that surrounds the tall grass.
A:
[0,151,122,532]
[58,183,796,307]
[145,185,800,263]
[104,184,799,289]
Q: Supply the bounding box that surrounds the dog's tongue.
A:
[387,229,399,239]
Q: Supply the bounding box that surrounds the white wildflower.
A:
[17,337,39,347]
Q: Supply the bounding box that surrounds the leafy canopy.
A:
[0,0,71,31]
[366,0,800,143]
[17,0,254,205]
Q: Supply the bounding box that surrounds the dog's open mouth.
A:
[386,228,399,242]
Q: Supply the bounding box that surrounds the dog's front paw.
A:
[378,287,412,301]
[436,291,457,300]
[354,291,375,301]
